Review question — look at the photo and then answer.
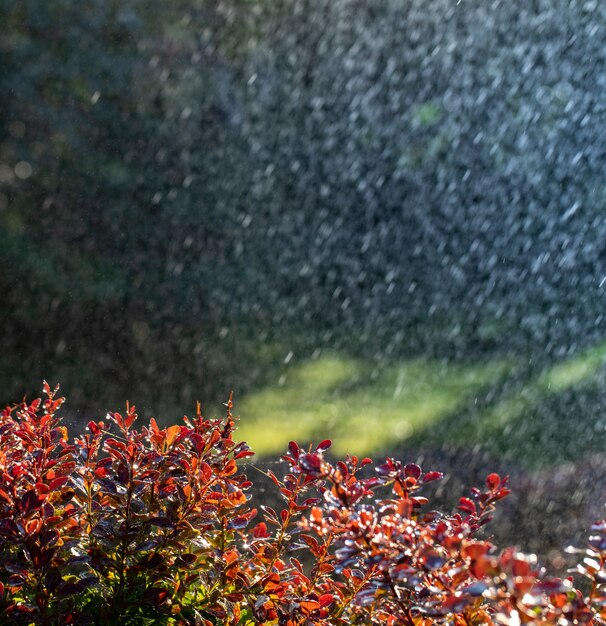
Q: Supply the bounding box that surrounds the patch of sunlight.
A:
[540,341,606,391]
[331,393,457,456]
[288,356,362,391]
[236,354,511,457]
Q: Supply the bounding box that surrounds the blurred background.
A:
[2,0,606,569]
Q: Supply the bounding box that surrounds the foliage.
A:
[0,384,605,625]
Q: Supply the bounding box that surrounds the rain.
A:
[2,0,606,573]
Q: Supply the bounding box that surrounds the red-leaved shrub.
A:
[0,383,605,625]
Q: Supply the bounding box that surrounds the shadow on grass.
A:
[413,340,606,468]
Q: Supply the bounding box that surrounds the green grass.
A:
[540,342,606,391]
[236,354,513,456]
[234,340,606,464]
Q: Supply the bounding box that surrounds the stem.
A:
[385,573,415,626]
[310,531,335,586]
[332,566,377,619]
[33,557,49,624]
[114,462,135,613]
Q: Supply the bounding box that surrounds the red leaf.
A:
[394,480,406,498]
[6,603,34,616]
[376,459,396,476]
[124,405,137,429]
[149,417,161,436]
[303,497,321,506]
[199,461,213,482]
[253,522,270,538]
[228,515,251,530]
[57,582,86,597]
[318,593,334,607]
[165,424,181,448]
[20,490,44,515]
[442,593,473,612]
[224,549,239,565]
[300,453,323,475]
[462,541,492,560]
[189,433,205,454]
[497,487,511,500]
[316,439,332,452]
[261,505,278,523]
[25,519,42,536]
[336,461,349,477]
[458,497,476,515]
[94,466,108,479]
[301,534,320,555]
[142,587,170,606]
[533,578,571,594]
[404,463,421,479]
[235,449,255,459]
[422,471,444,482]
[299,600,320,615]
[486,473,501,490]
[411,496,428,507]
[111,412,124,429]
[35,482,50,495]
[396,497,413,518]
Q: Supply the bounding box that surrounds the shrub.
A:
[0,383,605,625]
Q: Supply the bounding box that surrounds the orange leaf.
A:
[165,425,181,448]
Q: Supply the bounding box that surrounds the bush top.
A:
[0,383,604,625]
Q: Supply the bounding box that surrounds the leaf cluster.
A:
[0,383,605,625]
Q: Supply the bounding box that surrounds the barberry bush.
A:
[0,383,605,625]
